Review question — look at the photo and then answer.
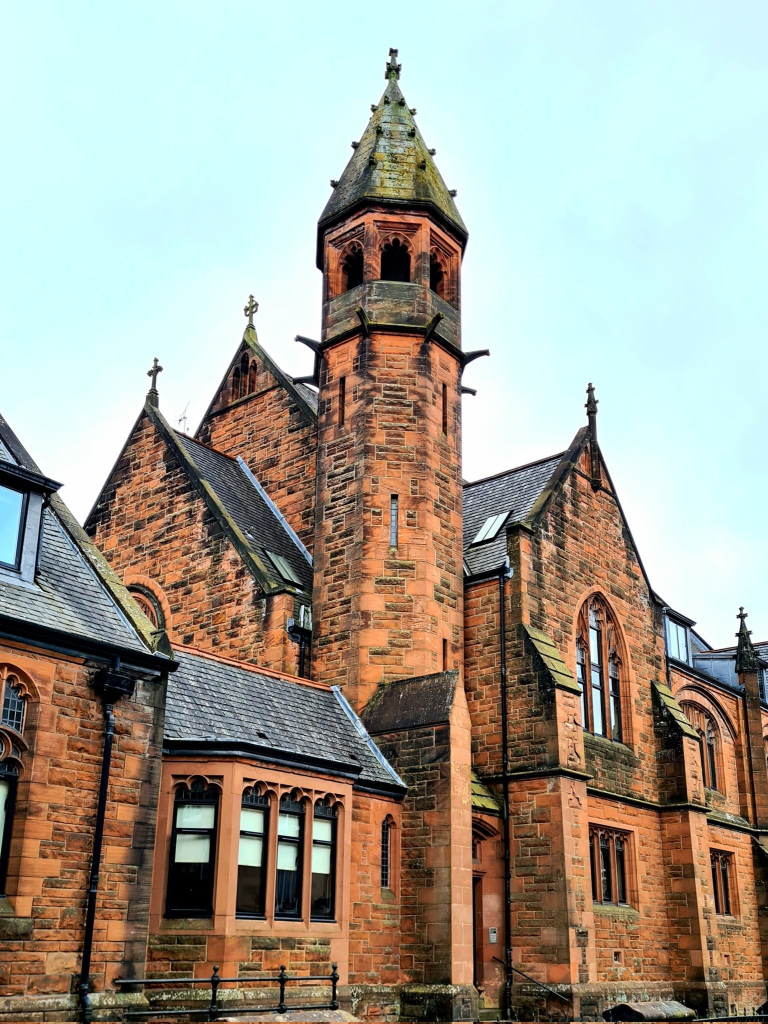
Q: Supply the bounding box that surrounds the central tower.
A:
[312,50,468,708]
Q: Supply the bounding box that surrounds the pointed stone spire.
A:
[585,383,600,490]
[317,49,467,266]
[736,607,760,674]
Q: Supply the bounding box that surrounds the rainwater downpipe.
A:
[498,560,514,1022]
[78,666,121,1024]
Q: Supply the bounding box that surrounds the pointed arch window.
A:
[1,677,25,735]
[380,238,410,282]
[577,597,623,741]
[239,355,249,400]
[248,361,259,395]
[341,244,364,291]
[430,252,446,298]
[680,702,721,792]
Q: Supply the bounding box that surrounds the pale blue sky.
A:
[1,2,766,647]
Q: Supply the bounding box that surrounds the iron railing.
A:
[113,963,339,1020]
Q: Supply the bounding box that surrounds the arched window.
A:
[430,252,446,298]
[680,702,721,792]
[127,585,164,632]
[311,799,337,920]
[248,361,258,394]
[2,677,25,735]
[341,244,364,291]
[239,355,249,400]
[380,238,410,282]
[166,781,218,917]
[576,596,623,741]
[237,788,269,918]
[232,367,241,401]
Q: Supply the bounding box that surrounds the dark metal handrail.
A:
[113,963,339,1020]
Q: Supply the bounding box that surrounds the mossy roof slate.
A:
[653,680,699,739]
[471,771,501,814]
[318,61,466,262]
[524,624,582,695]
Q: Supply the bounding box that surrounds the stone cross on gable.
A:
[146,357,163,391]
[738,606,748,626]
[244,294,259,326]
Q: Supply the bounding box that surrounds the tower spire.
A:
[317,48,466,267]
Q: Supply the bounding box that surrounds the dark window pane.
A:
[590,837,599,902]
[720,857,731,915]
[0,486,23,567]
[311,813,335,919]
[711,858,721,914]
[236,804,267,917]
[166,792,217,917]
[600,836,612,902]
[707,728,718,791]
[615,839,627,904]
[380,239,410,282]
[381,820,390,889]
[592,671,604,736]
[275,809,302,917]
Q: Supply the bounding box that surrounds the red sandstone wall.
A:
[0,643,165,1001]
[197,350,317,553]
[312,333,464,708]
[86,412,298,675]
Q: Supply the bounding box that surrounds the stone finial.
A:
[146,358,163,408]
[585,382,598,418]
[385,48,401,81]
[585,383,600,490]
[736,607,760,674]
[243,294,259,326]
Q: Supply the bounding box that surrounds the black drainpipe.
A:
[498,562,513,1022]
[79,664,135,1024]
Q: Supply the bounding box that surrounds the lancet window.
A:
[680,702,721,792]
[576,597,623,741]
[380,237,410,282]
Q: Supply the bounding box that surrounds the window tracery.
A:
[680,702,721,792]
[380,237,410,282]
[127,585,165,631]
[429,250,446,297]
[576,596,624,741]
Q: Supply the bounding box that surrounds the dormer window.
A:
[0,462,60,583]
[0,485,25,568]
[666,618,689,664]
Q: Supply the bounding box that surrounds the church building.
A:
[1,49,768,1023]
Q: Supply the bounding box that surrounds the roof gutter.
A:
[0,617,175,675]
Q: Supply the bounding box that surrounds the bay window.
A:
[166,783,218,917]
[310,801,337,920]
[275,796,304,918]
[236,789,269,917]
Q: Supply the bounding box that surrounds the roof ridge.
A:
[464,451,566,489]
[173,643,330,690]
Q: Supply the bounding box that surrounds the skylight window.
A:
[265,550,302,587]
[470,511,508,546]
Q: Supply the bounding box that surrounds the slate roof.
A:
[317,54,466,263]
[361,670,459,734]
[174,433,313,594]
[290,380,319,413]
[0,413,160,662]
[164,649,405,795]
[462,453,565,577]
